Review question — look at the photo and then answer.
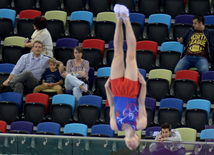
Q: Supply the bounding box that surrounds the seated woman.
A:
[23,16,53,57]
[66,46,90,83]
[63,46,90,103]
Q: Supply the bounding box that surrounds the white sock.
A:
[120,5,129,20]
[113,4,121,19]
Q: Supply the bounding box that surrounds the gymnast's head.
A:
[124,132,140,150]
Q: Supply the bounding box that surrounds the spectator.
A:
[23,16,53,57]
[174,14,214,75]
[61,72,89,104]
[0,40,63,95]
[149,123,186,155]
[33,57,63,94]
[66,46,90,83]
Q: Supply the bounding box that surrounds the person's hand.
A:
[49,83,54,87]
[138,71,146,87]
[3,80,10,86]
[177,37,183,43]
[61,72,68,78]
[105,77,111,89]
[23,43,27,48]
[43,83,49,87]
[77,71,87,77]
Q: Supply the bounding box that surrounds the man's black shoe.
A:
[0,85,7,93]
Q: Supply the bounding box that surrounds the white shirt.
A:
[31,28,53,57]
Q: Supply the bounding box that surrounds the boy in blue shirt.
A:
[33,57,63,94]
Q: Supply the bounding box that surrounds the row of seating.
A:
[1,121,213,154]
[0,89,214,133]
[0,0,212,18]
[0,36,182,73]
[1,120,214,140]
[2,8,214,43]
[1,59,214,105]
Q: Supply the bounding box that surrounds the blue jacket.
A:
[181,27,214,63]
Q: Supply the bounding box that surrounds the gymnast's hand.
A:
[138,71,146,86]
[105,77,111,89]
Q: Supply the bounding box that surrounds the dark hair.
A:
[33,16,47,30]
[33,40,43,47]
[161,123,172,131]
[193,14,204,25]
[73,46,83,58]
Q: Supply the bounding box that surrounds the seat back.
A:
[161,41,184,53]
[88,67,94,90]
[54,47,74,65]
[0,0,12,9]
[176,127,197,151]
[82,39,105,58]
[2,46,23,64]
[77,104,100,128]
[202,71,214,81]
[0,92,22,111]
[118,130,142,138]
[96,12,117,23]
[175,70,199,89]
[91,124,114,137]
[138,0,160,18]
[149,69,172,86]
[25,93,49,113]
[52,94,76,114]
[89,0,110,16]
[37,122,60,135]
[10,121,34,134]
[188,0,210,16]
[148,13,171,33]
[174,14,194,24]
[0,120,7,133]
[51,103,73,126]
[56,38,79,48]
[97,67,111,77]
[45,10,67,29]
[70,11,93,30]
[64,123,88,136]
[64,0,85,15]
[187,99,211,119]
[136,40,158,60]
[145,97,156,118]
[163,0,185,18]
[0,101,19,124]
[14,0,37,13]
[200,129,214,140]
[145,126,161,137]
[94,77,108,99]
[160,98,183,118]
[19,10,42,19]
[24,102,46,126]
[4,36,26,47]
[0,8,16,28]
[130,13,145,31]
[79,95,102,115]
[82,48,103,70]
[0,63,15,73]
[39,0,61,14]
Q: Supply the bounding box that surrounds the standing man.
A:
[105,4,147,150]
[149,123,186,155]
[174,14,214,75]
[0,40,64,95]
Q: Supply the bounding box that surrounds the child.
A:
[33,57,63,94]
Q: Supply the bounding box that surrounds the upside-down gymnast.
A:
[105,4,147,150]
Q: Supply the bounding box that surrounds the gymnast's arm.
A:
[137,72,147,130]
[105,77,118,131]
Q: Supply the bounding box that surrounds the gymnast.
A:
[105,4,147,150]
